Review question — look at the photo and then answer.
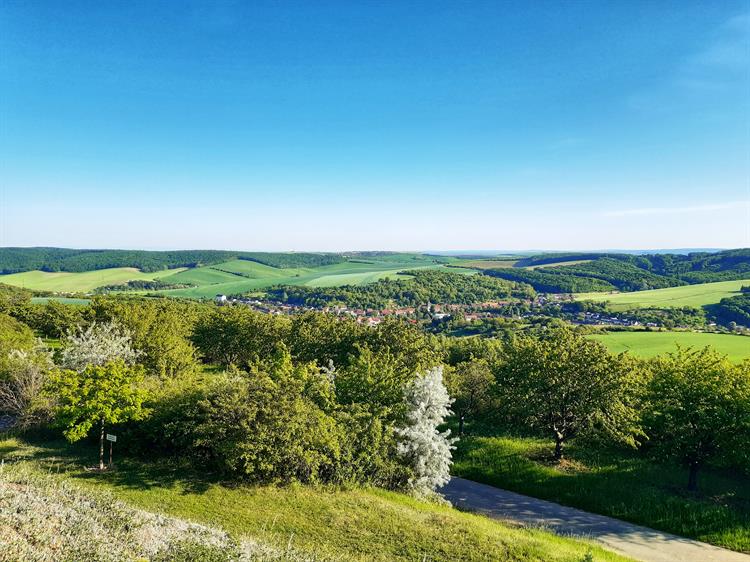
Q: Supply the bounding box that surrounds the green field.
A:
[0,254,463,298]
[576,279,750,310]
[589,331,749,361]
[1,436,630,562]
[449,259,519,270]
[155,255,462,298]
[0,267,187,293]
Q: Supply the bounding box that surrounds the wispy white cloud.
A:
[628,11,750,112]
[603,200,749,217]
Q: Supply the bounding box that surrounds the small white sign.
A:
[106,434,117,442]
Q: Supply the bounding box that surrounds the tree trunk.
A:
[458,415,465,436]
[554,436,564,461]
[99,418,105,470]
[687,461,699,491]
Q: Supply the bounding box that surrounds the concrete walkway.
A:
[441,477,749,562]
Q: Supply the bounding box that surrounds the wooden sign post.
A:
[106,434,117,468]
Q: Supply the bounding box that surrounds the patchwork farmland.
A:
[0,254,467,299]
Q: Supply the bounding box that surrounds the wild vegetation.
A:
[0,256,749,556]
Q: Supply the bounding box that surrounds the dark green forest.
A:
[0,247,345,273]
[264,269,535,309]
[490,249,750,293]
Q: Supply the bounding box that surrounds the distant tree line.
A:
[706,292,750,328]
[0,247,345,274]
[94,279,194,293]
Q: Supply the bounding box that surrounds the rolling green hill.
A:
[0,254,455,297]
[589,331,750,362]
[576,279,750,310]
[0,267,186,293]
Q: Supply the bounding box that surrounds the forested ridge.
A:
[264,269,535,309]
[491,249,750,293]
[0,247,345,273]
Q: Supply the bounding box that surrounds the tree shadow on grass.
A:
[3,431,219,495]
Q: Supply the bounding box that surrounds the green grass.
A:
[452,435,750,553]
[0,435,632,562]
[0,267,186,293]
[589,331,750,362]
[576,279,750,310]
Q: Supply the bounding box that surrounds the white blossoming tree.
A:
[396,366,457,497]
[59,321,140,372]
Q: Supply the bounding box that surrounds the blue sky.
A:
[1,1,748,251]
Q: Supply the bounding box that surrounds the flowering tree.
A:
[396,366,457,496]
[59,321,140,372]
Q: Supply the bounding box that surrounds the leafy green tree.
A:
[0,283,31,314]
[192,307,290,368]
[50,360,147,469]
[155,348,342,483]
[496,327,642,460]
[92,298,200,378]
[0,313,37,379]
[335,344,415,418]
[644,348,750,490]
[445,359,494,435]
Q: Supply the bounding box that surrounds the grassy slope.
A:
[452,436,750,553]
[0,436,630,562]
[155,257,458,298]
[589,331,750,362]
[576,279,750,309]
[0,267,186,293]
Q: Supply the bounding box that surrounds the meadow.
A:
[452,436,750,552]
[576,279,750,310]
[589,331,750,362]
[0,435,631,562]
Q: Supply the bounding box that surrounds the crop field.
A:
[576,279,750,310]
[589,331,749,362]
[526,259,592,269]
[0,254,466,298]
[449,259,518,269]
[0,267,186,293]
[158,258,457,298]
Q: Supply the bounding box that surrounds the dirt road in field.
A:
[441,477,749,562]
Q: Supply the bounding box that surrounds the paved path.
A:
[441,477,749,562]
